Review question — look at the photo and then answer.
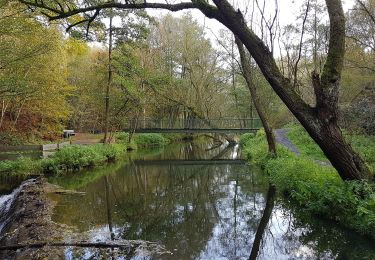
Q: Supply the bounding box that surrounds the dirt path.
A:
[274,129,331,166]
[274,129,300,155]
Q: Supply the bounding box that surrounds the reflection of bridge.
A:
[123,118,261,133]
[133,159,247,165]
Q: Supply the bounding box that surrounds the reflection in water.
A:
[249,184,276,260]
[45,142,374,259]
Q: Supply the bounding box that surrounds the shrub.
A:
[0,157,41,177]
[133,133,168,148]
[115,132,129,144]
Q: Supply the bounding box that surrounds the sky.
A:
[146,0,356,46]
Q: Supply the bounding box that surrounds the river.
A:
[1,140,375,259]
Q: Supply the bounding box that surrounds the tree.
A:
[236,37,276,154]
[17,0,373,180]
[0,1,71,139]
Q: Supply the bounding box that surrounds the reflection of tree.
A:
[249,185,276,260]
[104,176,115,241]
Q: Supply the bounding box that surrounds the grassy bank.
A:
[0,144,126,177]
[240,130,375,239]
[286,124,375,170]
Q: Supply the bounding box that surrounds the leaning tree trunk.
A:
[235,37,277,155]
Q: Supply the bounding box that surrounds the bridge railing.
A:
[123,118,262,130]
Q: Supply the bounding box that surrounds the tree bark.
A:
[103,15,113,144]
[235,36,276,154]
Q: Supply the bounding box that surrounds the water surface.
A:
[27,142,375,259]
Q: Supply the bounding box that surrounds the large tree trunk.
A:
[235,37,276,154]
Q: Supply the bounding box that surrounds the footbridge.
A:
[123,118,261,134]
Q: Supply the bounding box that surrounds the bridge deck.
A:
[133,159,247,165]
[123,128,259,134]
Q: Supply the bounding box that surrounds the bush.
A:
[133,133,168,148]
[115,132,129,144]
[0,132,24,146]
[0,157,41,177]
[240,130,375,239]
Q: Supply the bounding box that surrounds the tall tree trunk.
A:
[235,37,276,154]
[103,15,113,144]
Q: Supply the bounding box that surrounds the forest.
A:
[0,0,374,259]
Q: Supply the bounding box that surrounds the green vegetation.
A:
[41,144,125,174]
[0,144,126,178]
[287,124,375,171]
[133,133,168,148]
[116,132,170,149]
[0,157,40,177]
[240,130,375,239]
[0,131,177,178]
[48,160,126,190]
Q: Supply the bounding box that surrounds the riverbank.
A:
[0,133,176,178]
[240,129,375,240]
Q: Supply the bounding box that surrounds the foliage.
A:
[240,130,375,239]
[115,132,129,144]
[0,144,125,178]
[0,2,72,138]
[339,88,375,135]
[0,132,24,146]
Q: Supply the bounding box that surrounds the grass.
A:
[240,129,375,240]
[286,124,375,171]
[0,157,41,177]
